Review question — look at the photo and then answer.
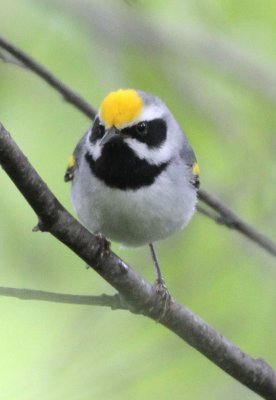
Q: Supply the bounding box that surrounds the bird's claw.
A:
[94,232,111,256]
[153,278,172,320]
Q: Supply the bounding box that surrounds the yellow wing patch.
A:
[192,162,200,175]
[64,154,76,182]
[100,89,143,129]
[67,154,76,169]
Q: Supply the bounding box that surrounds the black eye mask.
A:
[121,118,167,148]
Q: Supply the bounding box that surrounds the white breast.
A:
[71,155,197,247]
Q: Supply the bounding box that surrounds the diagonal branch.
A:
[0,36,275,260]
[197,190,276,257]
[1,122,276,399]
[0,36,96,119]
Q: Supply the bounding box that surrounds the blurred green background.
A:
[1,1,276,399]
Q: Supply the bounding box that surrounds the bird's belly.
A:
[71,165,197,247]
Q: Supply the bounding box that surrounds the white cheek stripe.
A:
[87,136,172,165]
[86,132,102,160]
[125,138,172,165]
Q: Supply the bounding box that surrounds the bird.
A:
[64,88,199,291]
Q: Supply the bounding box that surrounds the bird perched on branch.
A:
[65,89,199,292]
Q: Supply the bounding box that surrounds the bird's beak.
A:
[100,127,120,145]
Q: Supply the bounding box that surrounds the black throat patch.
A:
[85,141,169,190]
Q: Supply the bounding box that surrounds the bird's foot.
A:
[153,278,172,320]
[94,232,111,256]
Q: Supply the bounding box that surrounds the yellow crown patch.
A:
[100,89,143,129]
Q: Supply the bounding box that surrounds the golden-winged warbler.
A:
[65,89,199,287]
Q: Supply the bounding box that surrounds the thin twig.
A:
[0,287,126,309]
[1,122,276,399]
[196,205,225,224]
[0,36,96,119]
[198,190,276,257]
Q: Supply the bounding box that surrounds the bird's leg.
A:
[149,243,171,317]
[149,243,165,285]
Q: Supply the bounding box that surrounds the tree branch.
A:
[197,190,276,257]
[1,122,276,399]
[0,36,96,119]
[1,35,275,261]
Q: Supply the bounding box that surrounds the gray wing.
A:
[180,141,200,189]
[64,132,87,182]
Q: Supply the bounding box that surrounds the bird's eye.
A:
[136,121,148,136]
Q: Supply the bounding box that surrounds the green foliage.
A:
[0,1,275,399]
